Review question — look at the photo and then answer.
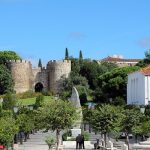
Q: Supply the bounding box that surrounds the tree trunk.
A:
[125,134,129,150]
[24,132,27,142]
[104,132,107,150]
[89,124,92,133]
[56,129,61,150]
[135,134,138,143]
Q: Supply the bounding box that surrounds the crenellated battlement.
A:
[48,59,71,64]
[8,59,71,94]
[8,59,31,64]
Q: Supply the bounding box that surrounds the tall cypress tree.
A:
[38,58,42,68]
[65,48,69,60]
[79,50,83,62]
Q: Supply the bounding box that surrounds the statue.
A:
[69,87,83,137]
[70,87,81,108]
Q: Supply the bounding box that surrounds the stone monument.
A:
[69,87,83,137]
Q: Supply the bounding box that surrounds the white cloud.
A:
[138,38,150,47]
[69,32,86,40]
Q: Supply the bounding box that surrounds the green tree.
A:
[34,94,44,109]
[2,93,16,110]
[80,61,117,90]
[65,48,69,60]
[141,121,150,137]
[69,57,80,75]
[0,65,14,94]
[38,58,42,68]
[90,104,123,147]
[35,100,78,150]
[100,62,118,72]
[79,50,83,62]
[80,60,101,89]
[121,108,143,150]
[145,105,150,116]
[136,49,150,67]
[0,51,21,64]
[16,113,34,141]
[0,116,18,149]
[94,66,139,103]
[16,106,35,142]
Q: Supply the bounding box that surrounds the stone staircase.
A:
[18,128,127,150]
[18,130,94,150]
[18,131,50,150]
[88,132,101,142]
[113,141,125,150]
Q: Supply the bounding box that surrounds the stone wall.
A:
[47,60,71,94]
[7,60,33,93]
[32,67,48,91]
[8,59,71,94]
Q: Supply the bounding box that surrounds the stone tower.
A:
[7,59,71,94]
[7,60,33,93]
[47,60,71,94]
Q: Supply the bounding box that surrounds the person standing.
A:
[76,134,82,149]
[81,134,85,149]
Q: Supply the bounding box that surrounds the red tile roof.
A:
[140,66,150,75]
[101,56,141,62]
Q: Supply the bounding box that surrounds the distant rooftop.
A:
[101,55,141,63]
[140,66,150,75]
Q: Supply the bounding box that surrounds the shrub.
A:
[145,105,150,116]
[45,136,56,150]
[79,93,87,106]
[81,131,90,141]
[59,91,71,100]
[62,130,72,141]
[2,93,16,110]
[112,96,126,106]
[42,89,53,96]
[16,91,41,99]
[62,130,90,141]
[34,94,44,109]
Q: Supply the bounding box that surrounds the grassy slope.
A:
[17,96,54,105]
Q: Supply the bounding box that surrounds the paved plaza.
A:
[18,131,95,150]
[18,130,138,150]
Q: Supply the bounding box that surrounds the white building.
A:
[98,55,141,67]
[127,66,150,105]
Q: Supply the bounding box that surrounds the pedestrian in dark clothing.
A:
[81,134,85,149]
[76,134,82,149]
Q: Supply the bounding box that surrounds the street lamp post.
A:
[140,106,145,114]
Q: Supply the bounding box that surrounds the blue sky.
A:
[0,0,150,66]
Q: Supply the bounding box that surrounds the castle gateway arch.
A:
[35,82,43,92]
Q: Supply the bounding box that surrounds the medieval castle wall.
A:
[7,59,71,94]
[7,60,33,93]
[47,60,71,94]
[32,67,48,90]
